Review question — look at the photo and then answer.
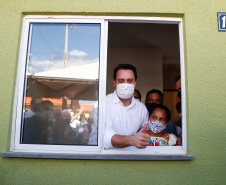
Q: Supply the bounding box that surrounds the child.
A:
[145,103,177,146]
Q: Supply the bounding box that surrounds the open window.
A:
[10,16,186,157]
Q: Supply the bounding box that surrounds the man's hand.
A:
[131,123,150,149]
[110,124,150,148]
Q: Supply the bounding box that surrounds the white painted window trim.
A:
[10,15,186,155]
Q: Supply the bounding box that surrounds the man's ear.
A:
[113,79,116,88]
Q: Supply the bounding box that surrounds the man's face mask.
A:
[147,120,166,134]
[116,83,135,99]
[145,102,158,107]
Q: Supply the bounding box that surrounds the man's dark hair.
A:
[146,103,171,122]
[175,75,181,83]
[40,100,54,107]
[145,89,163,103]
[113,64,137,81]
[31,96,42,105]
[135,89,141,100]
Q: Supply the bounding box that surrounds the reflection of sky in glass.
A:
[28,23,100,74]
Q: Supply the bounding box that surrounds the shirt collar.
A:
[113,90,136,108]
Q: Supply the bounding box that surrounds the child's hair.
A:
[146,103,171,122]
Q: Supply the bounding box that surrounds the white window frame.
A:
[10,15,186,156]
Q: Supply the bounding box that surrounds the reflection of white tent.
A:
[33,62,99,80]
[26,62,99,100]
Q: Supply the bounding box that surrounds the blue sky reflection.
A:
[28,23,100,74]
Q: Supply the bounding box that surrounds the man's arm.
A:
[104,95,150,149]
[111,124,150,149]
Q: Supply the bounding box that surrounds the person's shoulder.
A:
[24,109,35,118]
[25,115,38,122]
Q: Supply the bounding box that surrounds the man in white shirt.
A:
[104,64,150,149]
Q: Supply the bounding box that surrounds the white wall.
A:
[106,47,163,103]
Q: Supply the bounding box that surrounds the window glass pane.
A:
[21,23,100,145]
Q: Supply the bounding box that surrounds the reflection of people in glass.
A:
[145,103,177,146]
[23,100,54,144]
[66,101,94,145]
[69,101,85,130]
[47,108,63,144]
[88,101,98,145]
[104,64,149,149]
[47,109,80,144]
[62,110,81,144]
[24,96,42,119]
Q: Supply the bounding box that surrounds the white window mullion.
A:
[178,21,187,154]
[98,20,108,150]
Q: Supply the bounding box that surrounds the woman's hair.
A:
[146,103,171,122]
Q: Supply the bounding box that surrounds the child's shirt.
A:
[149,134,177,146]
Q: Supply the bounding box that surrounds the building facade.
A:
[1,0,225,184]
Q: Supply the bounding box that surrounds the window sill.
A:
[1,152,193,160]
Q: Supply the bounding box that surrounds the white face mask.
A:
[116,83,135,100]
[147,120,166,133]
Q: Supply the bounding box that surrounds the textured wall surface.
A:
[1,0,226,184]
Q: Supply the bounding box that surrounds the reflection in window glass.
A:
[21,23,100,145]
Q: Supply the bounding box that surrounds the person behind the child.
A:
[175,75,181,100]
[145,89,163,104]
[174,75,182,145]
[145,103,177,146]
[133,89,142,102]
[62,110,81,144]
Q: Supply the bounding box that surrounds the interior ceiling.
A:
[108,22,180,59]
